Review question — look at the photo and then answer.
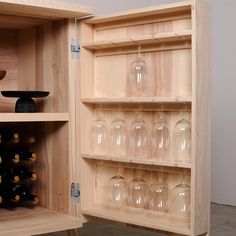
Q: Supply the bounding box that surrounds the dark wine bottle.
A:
[12,185,39,205]
[0,185,20,206]
[14,148,37,162]
[21,135,36,144]
[0,130,20,144]
[0,150,20,165]
[0,166,20,184]
[12,166,38,182]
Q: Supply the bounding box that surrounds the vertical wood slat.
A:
[191,0,211,235]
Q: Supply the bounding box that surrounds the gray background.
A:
[68,0,235,206]
[43,0,233,236]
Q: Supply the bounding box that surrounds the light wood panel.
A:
[94,49,191,98]
[83,31,191,50]
[34,122,70,212]
[85,1,191,24]
[0,0,93,19]
[0,29,17,112]
[0,113,69,122]
[0,207,82,236]
[81,154,192,169]
[0,13,49,29]
[191,0,211,235]
[81,161,191,235]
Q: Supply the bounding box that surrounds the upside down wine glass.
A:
[90,110,108,155]
[129,46,150,97]
[173,119,191,162]
[130,112,149,158]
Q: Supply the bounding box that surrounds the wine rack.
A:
[0,126,39,208]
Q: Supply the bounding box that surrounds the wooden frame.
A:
[0,0,210,236]
[78,1,211,236]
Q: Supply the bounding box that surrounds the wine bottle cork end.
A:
[15,195,20,201]
[15,154,20,160]
[14,176,20,183]
[32,173,37,180]
[32,153,37,158]
[33,197,39,204]
[14,133,19,139]
[0,196,3,204]
[0,156,2,164]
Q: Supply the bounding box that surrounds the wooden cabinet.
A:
[0,0,211,236]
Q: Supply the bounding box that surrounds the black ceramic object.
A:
[1,91,49,113]
[0,70,6,80]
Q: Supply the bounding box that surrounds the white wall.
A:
[67,0,234,206]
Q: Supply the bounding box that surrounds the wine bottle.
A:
[14,148,37,162]
[12,166,38,182]
[0,150,20,165]
[0,130,20,144]
[0,185,20,206]
[0,166,20,184]
[21,135,36,144]
[12,185,39,205]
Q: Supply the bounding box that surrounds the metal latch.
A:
[71,183,80,201]
[71,39,80,59]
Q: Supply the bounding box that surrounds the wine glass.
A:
[127,177,149,208]
[149,172,168,212]
[110,113,127,156]
[104,175,126,207]
[152,118,170,160]
[90,110,108,155]
[130,112,149,158]
[169,182,191,217]
[129,46,150,97]
[173,119,191,162]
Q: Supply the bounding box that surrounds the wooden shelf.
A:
[0,113,69,122]
[82,30,192,50]
[81,96,192,104]
[81,153,192,169]
[0,207,82,236]
[82,205,190,235]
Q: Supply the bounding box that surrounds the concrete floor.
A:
[42,203,236,236]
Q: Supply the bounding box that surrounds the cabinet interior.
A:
[0,16,69,113]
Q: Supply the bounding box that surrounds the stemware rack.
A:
[78,1,211,236]
[0,0,210,236]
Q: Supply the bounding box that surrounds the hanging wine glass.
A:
[130,112,149,158]
[173,119,191,162]
[152,118,170,160]
[90,109,108,155]
[110,111,127,156]
[127,177,149,209]
[104,175,126,207]
[149,171,168,212]
[169,172,191,217]
[129,46,150,97]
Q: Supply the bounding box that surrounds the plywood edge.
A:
[85,1,192,25]
[0,0,94,19]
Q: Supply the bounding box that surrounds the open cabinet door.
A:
[0,1,93,235]
[77,1,211,236]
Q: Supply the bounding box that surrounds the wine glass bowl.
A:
[127,177,149,208]
[173,119,191,162]
[149,177,168,212]
[169,183,191,217]
[104,175,126,207]
[130,114,149,158]
[152,118,170,160]
[110,117,127,156]
[129,56,150,97]
[90,112,108,155]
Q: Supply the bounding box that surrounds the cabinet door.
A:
[77,1,210,236]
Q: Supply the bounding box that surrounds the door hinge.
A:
[71,39,80,59]
[71,182,80,201]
